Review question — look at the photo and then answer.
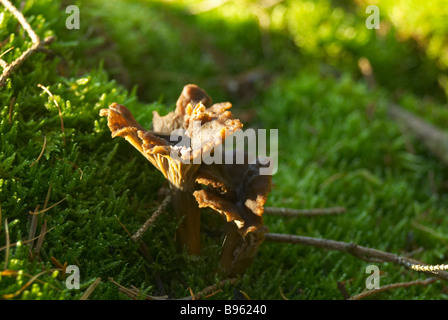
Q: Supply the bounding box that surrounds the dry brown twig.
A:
[264,233,448,282]
[349,277,438,300]
[0,0,55,87]
[131,194,172,242]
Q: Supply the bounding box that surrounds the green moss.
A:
[1,0,448,300]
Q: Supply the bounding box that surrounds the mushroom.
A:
[193,150,272,274]
[99,84,272,274]
[99,85,242,255]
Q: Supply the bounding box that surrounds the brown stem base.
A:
[171,187,201,255]
[220,223,266,276]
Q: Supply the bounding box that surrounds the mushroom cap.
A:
[99,84,243,191]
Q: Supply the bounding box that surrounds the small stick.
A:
[264,233,448,281]
[80,278,102,300]
[349,277,438,300]
[131,194,171,242]
[264,206,346,217]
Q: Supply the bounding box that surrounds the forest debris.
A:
[264,233,448,282]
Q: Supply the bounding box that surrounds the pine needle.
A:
[29,135,47,167]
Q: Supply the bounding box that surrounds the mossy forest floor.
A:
[1,0,448,300]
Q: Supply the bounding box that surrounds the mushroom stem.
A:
[170,185,201,255]
[220,223,266,276]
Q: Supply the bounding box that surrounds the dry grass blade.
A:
[29,136,47,167]
[0,46,14,60]
[80,278,102,300]
[8,96,15,124]
[29,198,66,215]
[43,185,52,210]
[3,218,10,270]
[27,206,39,251]
[34,220,47,256]
[2,270,49,299]
[0,227,55,252]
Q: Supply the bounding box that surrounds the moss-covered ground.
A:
[1,0,448,300]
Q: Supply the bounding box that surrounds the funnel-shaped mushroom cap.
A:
[193,150,272,236]
[99,84,243,191]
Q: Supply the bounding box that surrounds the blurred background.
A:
[76,0,448,105]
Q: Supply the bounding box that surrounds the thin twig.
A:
[349,277,438,300]
[264,206,346,217]
[131,194,171,242]
[0,0,55,87]
[264,233,448,281]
